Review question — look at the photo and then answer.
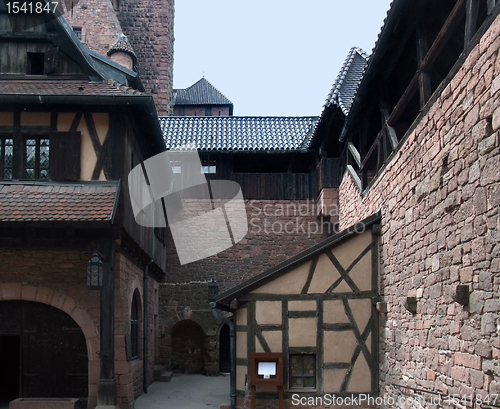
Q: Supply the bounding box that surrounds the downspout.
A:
[210,302,236,409]
[143,260,152,393]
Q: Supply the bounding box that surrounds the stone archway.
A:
[0,284,99,406]
[170,320,206,374]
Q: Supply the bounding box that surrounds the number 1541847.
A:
[5,2,59,13]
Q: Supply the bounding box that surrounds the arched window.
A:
[131,293,139,359]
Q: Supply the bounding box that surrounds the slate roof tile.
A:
[0,183,118,222]
[159,116,318,151]
[173,78,233,106]
[324,46,369,116]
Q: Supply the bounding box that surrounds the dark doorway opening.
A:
[0,301,88,400]
[219,323,230,373]
[171,320,205,374]
[0,336,20,406]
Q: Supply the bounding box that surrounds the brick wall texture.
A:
[63,0,174,116]
[118,0,174,115]
[338,13,500,406]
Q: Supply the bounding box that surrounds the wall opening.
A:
[219,323,230,373]
[0,301,88,401]
[0,335,20,406]
[171,320,205,374]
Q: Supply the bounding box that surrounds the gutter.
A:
[210,302,236,409]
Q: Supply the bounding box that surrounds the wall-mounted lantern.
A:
[87,253,104,290]
[453,285,470,306]
[404,297,417,314]
[208,279,219,302]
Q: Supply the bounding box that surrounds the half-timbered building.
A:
[0,4,170,408]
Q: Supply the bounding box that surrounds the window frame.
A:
[289,353,317,390]
[0,137,14,180]
[130,293,139,360]
[23,136,50,180]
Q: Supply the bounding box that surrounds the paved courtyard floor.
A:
[134,373,230,409]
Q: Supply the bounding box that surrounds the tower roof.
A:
[173,77,233,106]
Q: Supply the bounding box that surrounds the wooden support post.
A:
[465,0,480,45]
[487,0,496,15]
[417,9,432,109]
[97,239,119,409]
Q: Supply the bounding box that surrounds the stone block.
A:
[9,398,79,409]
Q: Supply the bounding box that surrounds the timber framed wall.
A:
[216,218,381,409]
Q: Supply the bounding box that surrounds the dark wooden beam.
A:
[421,0,466,72]
[465,0,480,45]
[380,107,398,150]
[416,11,432,109]
[387,72,419,125]
[487,0,496,15]
[347,141,361,168]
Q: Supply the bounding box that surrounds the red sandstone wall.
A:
[339,13,500,404]
[118,0,174,115]
[63,0,123,56]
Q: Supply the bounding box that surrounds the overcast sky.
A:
[173,1,394,117]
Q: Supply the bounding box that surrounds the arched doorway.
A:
[0,301,88,404]
[219,323,230,373]
[171,320,205,374]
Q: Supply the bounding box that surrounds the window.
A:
[170,159,182,173]
[0,138,14,180]
[178,107,185,116]
[289,354,316,389]
[131,293,139,359]
[201,156,216,174]
[73,27,82,40]
[27,52,45,75]
[205,106,212,116]
[24,138,50,180]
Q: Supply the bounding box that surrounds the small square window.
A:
[27,52,45,75]
[73,27,82,40]
[289,354,316,389]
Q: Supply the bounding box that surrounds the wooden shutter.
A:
[49,131,81,180]
[44,47,59,74]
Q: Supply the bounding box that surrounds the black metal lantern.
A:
[87,253,104,290]
[208,279,219,302]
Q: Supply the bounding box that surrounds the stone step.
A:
[158,370,173,382]
[153,365,166,381]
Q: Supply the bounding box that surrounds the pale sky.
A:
[173,1,394,117]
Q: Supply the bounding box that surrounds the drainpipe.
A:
[143,261,152,393]
[210,302,236,409]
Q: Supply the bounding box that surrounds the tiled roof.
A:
[0,183,118,222]
[0,79,145,96]
[160,116,318,151]
[107,34,138,65]
[324,47,369,116]
[173,78,233,106]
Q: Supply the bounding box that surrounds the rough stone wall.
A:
[338,14,500,407]
[62,0,124,56]
[160,199,337,372]
[118,0,174,115]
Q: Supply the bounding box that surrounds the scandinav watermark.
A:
[248,200,366,238]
